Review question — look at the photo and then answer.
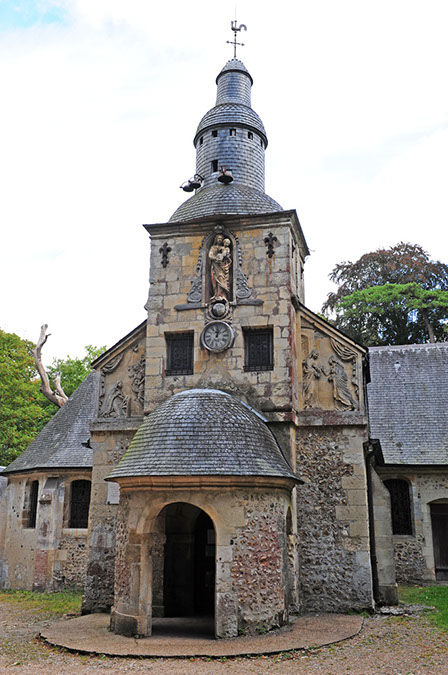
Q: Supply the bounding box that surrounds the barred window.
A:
[384,479,412,535]
[166,332,194,376]
[69,480,91,529]
[244,328,274,372]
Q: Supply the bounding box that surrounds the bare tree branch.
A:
[32,324,68,407]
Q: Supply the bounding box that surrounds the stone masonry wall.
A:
[296,426,373,613]
[53,534,88,590]
[393,538,426,583]
[82,428,138,613]
[231,492,288,634]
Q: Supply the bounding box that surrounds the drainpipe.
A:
[364,440,380,605]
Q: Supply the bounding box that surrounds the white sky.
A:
[1,0,447,364]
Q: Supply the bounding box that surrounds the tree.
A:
[0,330,105,466]
[323,243,448,346]
[0,330,46,465]
[34,343,106,430]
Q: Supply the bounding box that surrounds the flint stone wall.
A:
[82,428,137,613]
[296,426,373,612]
[111,487,294,638]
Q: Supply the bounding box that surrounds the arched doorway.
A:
[158,503,215,619]
[430,500,448,580]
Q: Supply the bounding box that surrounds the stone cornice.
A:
[106,474,301,490]
[143,210,309,259]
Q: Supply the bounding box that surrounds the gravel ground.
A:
[1,601,447,674]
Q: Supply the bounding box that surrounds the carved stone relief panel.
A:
[98,339,145,418]
[300,324,360,411]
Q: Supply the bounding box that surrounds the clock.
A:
[201,321,235,353]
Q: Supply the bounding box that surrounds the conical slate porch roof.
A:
[108,389,298,481]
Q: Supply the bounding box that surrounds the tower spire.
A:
[226,20,247,58]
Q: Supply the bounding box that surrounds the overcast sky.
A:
[1,0,447,364]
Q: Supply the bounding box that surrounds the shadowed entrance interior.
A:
[154,503,215,632]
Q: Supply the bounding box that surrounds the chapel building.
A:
[0,55,409,638]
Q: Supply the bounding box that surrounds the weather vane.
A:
[227,20,247,58]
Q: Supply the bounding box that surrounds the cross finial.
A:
[226,20,247,58]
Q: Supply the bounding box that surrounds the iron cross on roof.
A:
[226,20,247,58]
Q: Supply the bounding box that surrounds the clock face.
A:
[201,321,234,353]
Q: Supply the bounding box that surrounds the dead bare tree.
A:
[32,324,68,407]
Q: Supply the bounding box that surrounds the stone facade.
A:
[1,471,91,591]
[296,426,373,612]
[377,467,448,583]
[109,485,294,638]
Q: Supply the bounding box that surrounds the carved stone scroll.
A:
[235,234,252,300]
[188,242,204,303]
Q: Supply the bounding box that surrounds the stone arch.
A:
[428,497,448,581]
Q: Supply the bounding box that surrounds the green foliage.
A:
[0,589,83,615]
[399,585,448,631]
[323,243,448,346]
[0,330,46,466]
[0,334,105,466]
[48,345,106,398]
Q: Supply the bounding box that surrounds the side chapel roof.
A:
[108,389,298,481]
[368,343,448,465]
[2,372,98,474]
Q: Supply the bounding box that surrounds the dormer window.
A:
[230,129,236,137]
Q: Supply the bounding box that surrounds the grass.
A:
[0,589,83,615]
[398,584,448,631]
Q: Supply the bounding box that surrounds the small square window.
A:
[244,328,274,372]
[166,332,194,375]
[212,130,218,138]
[248,131,253,140]
[230,128,236,136]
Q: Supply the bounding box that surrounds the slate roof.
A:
[108,389,298,481]
[195,103,267,144]
[368,343,448,465]
[2,372,98,474]
[216,58,252,83]
[169,182,282,223]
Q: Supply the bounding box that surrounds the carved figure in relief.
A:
[101,381,128,417]
[209,234,232,300]
[302,349,321,408]
[128,355,145,408]
[327,356,357,410]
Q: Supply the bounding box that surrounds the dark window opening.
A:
[28,480,39,529]
[212,130,218,138]
[69,480,91,528]
[166,332,194,375]
[384,479,412,535]
[211,160,218,172]
[244,328,274,372]
[229,128,236,136]
[199,136,203,145]
[248,131,253,140]
[260,139,264,148]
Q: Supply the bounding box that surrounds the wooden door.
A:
[430,503,448,581]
